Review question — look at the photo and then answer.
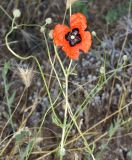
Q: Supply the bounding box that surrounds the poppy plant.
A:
[53,13,92,60]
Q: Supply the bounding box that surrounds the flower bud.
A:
[13,9,21,18]
[59,147,65,156]
[91,31,96,37]
[122,55,128,61]
[45,18,52,24]
[49,30,53,39]
[100,66,105,74]
[40,26,45,33]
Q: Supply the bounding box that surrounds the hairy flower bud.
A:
[13,9,21,18]
[49,30,53,39]
[45,18,52,24]
[91,31,96,37]
[122,55,128,61]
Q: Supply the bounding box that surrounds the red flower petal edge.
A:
[53,13,92,60]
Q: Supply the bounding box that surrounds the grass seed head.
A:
[17,65,34,88]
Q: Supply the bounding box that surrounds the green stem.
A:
[60,72,69,160]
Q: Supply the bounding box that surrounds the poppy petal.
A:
[62,44,80,60]
[70,13,87,30]
[53,24,70,46]
[78,31,92,53]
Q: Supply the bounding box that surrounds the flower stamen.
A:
[65,28,81,47]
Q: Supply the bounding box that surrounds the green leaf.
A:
[2,61,10,78]
[8,91,16,107]
[105,2,130,24]
[5,82,14,92]
[52,113,63,128]
[108,119,121,138]
[72,1,90,19]
[100,143,108,150]
[20,140,34,160]
[15,129,31,142]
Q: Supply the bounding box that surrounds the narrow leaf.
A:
[2,61,10,78]
[8,91,16,107]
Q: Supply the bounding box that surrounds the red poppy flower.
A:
[53,13,92,60]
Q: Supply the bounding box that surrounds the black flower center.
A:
[65,28,82,47]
